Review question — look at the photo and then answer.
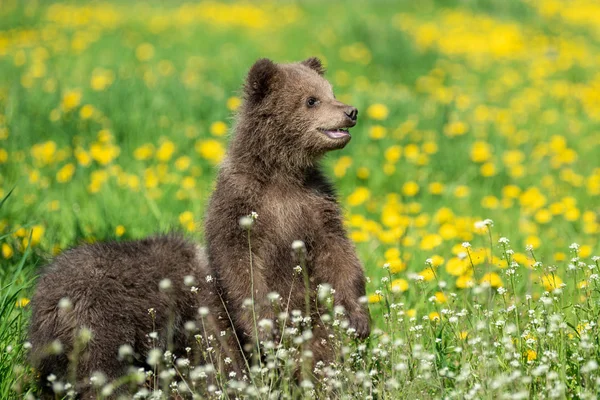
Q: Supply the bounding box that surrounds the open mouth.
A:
[318,128,351,139]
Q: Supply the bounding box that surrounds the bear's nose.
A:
[345,107,358,122]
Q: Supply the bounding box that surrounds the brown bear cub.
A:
[205,57,370,364]
[29,235,243,398]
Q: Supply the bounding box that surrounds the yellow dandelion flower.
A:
[175,156,191,171]
[181,176,196,190]
[420,234,442,250]
[456,274,475,289]
[391,279,409,293]
[428,311,440,322]
[366,103,389,120]
[368,293,383,303]
[210,121,228,137]
[388,258,406,274]
[480,162,496,177]
[134,144,154,161]
[115,225,126,237]
[470,141,492,163]
[385,145,402,163]
[356,167,370,179]
[227,96,241,111]
[2,243,13,259]
[418,267,436,281]
[348,187,370,206]
[429,182,444,195]
[74,147,92,167]
[61,89,81,112]
[15,298,30,308]
[481,195,499,209]
[369,125,387,140]
[453,185,470,198]
[444,121,468,137]
[480,272,503,288]
[525,235,541,250]
[156,140,176,162]
[79,104,94,119]
[525,349,537,361]
[402,181,419,197]
[458,331,468,340]
[541,274,563,291]
[434,291,447,303]
[136,43,155,61]
[56,163,75,183]
[195,139,225,164]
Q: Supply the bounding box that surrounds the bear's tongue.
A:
[323,129,349,139]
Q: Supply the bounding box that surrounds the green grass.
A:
[1,0,600,398]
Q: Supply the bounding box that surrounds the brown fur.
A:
[205,58,370,365]
[29,234,243,398]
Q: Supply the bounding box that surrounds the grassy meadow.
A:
[1,0,600,398]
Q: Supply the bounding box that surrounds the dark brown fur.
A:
[29,235,243,398]
[205,58,370,365]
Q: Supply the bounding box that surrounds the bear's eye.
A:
[306,97,319,107]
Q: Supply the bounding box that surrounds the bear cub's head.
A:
[240,57,358,156]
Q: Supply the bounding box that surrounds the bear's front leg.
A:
[313,233,371,340]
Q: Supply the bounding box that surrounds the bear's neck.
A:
[228,120,320,182]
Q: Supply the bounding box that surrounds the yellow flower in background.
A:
[91,68,115,91]
[542,274,563,291]
[428,311,440,321]
[369,125,387,140]
[367,103,389,120]
[429,182,444,195]
[56,163,75,183]
[391,278,409,292]
[22,225,45,248]
[79,104,95,119]
[368,293,383,303]
[90,142,120,165]
[444,121,468,137]
[348,187,371,206]
[115,225,126,237]
[480,272,503,288]
[179,211,195,232]
[420,234,442,250]
[195,139,225,164]
[388,258,406,273]
[434,291,447,303]
[210,121,228,137]
[74,147,92,167]
[15,298,30,308]
[2,243,13,259]
[31,141,57,166]
[454,185,470,198]
[333,156,352,177]
[418,267,436,281]
[356,167,370,179]
[156,140,176,162]
[525,350,537,361]
[470,141,492,163]
[134,144,154,160]
[0,148,7,163]
[456,274,475,289]
[61,89,81,112]
[136,43,155,61]
[227,96,241,111]
[402,181,419,197]
[174,156,191,172]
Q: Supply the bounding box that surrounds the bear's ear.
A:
[301,57,325,76]
[244,58,278,104]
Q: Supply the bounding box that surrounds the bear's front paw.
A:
[347,307,371,340]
